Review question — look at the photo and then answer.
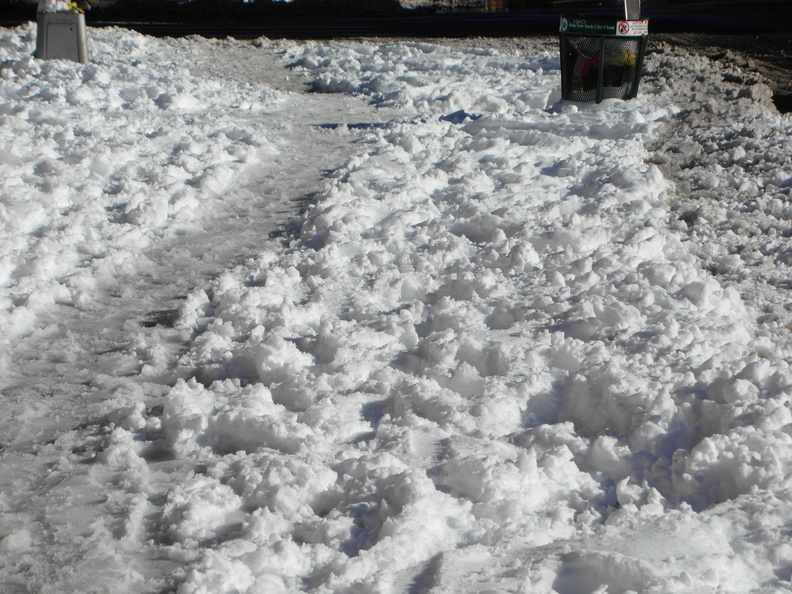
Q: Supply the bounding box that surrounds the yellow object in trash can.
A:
[610,50,637,67]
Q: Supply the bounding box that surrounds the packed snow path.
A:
[2,26,792,594]
[2,36,408,446]
[0,30,409,592]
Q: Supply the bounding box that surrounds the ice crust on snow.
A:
[2,25,792,594]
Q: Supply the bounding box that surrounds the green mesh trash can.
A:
[560,16,648,103]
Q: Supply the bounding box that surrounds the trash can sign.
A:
[616,20,648,36]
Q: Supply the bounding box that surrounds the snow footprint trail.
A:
[0,30,408,593]
[6,29,792,593]
[132,40,792,593]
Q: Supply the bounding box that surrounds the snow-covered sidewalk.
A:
[0,27,409,592]
[2,25,792,594]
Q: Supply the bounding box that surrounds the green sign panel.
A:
[560,17,649,36]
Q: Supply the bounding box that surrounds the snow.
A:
[36,0,72,13]
[1,22,792,594]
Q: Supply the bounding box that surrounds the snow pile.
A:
[37,0,72,13]
[0,25,282,351]
[298,40,562,116]
[647,47,792,333]
[158,42,792,591]
[3,27,792,594]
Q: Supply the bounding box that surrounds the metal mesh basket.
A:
[560,18,648,103]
